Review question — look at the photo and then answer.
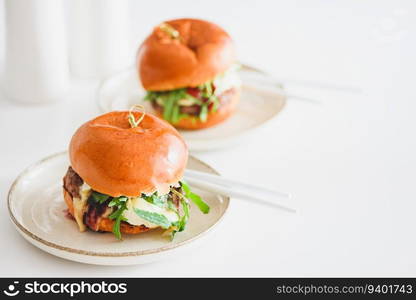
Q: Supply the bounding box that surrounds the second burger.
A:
[137,18,241,130]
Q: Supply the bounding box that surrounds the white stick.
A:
[185,169,290,198]
[184,170,295,213]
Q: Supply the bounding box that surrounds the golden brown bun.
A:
[156,88,240,130]
[137,18,236,91]
[69,111,188,197]
[63,190,150,234]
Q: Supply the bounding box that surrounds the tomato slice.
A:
[186,87,201,98]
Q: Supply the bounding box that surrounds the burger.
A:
[62,109,209,240]
[137,18,241,130]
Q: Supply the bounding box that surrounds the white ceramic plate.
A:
[97,66,287,151]
[8,152,229,265]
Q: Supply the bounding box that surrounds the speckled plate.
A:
[8,152,229,265]
[97,65,287,151]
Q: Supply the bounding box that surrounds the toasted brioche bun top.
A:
[69,111,188,197]
[137,18,236,91]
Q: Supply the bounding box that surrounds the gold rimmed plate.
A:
[8,152,229,265]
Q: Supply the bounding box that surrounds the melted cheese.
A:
[122,197,179,228]
[73,183,91,232]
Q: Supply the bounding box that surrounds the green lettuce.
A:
[144,80,219,124]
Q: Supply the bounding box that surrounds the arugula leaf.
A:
[163,94,176,121]
[177,198,190,232]
[171,104,180,124]
[108,196,128,240]
[113,214,127,240]
[168,198,189,239]
[147,89,187,123]
[91,191,110,204]
[108,196,127,207]
[181,181,210,214]
[134,209,172,229]
[199,105,208,122]
[142,193,168,208]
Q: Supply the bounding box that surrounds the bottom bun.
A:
[63,189,151,234]
[155,88,240,130]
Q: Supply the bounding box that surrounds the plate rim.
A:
[7,151,229,258]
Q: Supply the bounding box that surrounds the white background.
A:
[1,0,416,276]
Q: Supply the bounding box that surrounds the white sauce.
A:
[72,186,91,232]
[122,197,178,228]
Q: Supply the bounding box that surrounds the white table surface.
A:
[1,0,416,277]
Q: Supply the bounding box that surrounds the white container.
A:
[69,0,132,79]
[2,0,70,104]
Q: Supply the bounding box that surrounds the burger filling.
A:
[63,167,209,239]
[144,64,241,123]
